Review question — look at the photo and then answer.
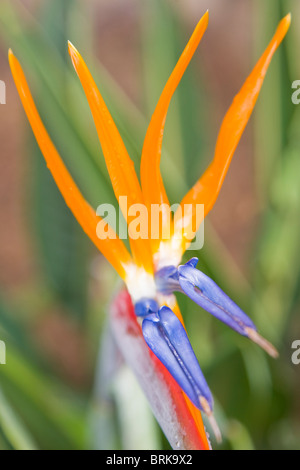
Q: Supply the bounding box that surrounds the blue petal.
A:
[142,306,213,412]
[155,265,178,280]
[178,261,256,336]
[155,265,181,295]
[135,298,159,317]
[184,257,199,269]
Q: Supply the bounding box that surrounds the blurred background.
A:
[0,0,299,450]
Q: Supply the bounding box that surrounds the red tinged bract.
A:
[110,290,210,450]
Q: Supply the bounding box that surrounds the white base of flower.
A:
[125,264,156,303]
[154,239,182,271]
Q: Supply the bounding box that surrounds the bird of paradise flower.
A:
[9,11,290,450]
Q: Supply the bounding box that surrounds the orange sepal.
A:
[68,42,153,274]
[9,49,132,279]
[174,13,291,254]
[140,11,209,254]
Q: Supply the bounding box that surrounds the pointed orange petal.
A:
[9,49,132,279]
[68,42,153,274]
[140,11,209,254]
[174,13,291,254]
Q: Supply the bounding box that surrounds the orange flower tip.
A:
[278,13,291,37]
[199,396,222,444]
[284,12,292,26]
[67,41,80,68]
[197,10,209,29]
[8,48,16,67]
[67,40,76,54]
[245,327,279,359]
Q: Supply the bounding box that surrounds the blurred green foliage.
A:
[0,0,299,450]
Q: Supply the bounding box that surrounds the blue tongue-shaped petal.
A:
[142,307,213,412]
[142,306,222,441]
[179,262,255,335]
[178,259,278,358]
